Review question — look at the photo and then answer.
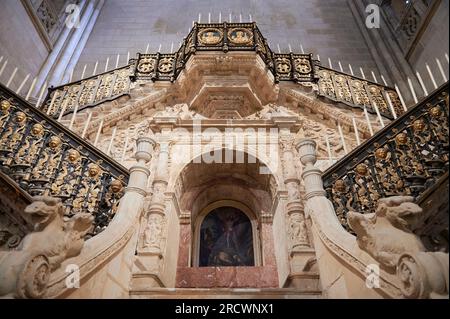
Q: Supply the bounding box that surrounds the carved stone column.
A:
[280,132,317,289]
[280,134,310,250]
[133,135,172,288]
[141,140,171,256]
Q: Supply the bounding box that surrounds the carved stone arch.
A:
[168,145,282,193]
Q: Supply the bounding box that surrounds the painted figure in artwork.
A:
[199,206,254,266]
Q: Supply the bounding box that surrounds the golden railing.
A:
[38,23,402,122]
[0,82,129,238]
[40,64,134,119]
[316,66,405,120]
[322,82,449,231]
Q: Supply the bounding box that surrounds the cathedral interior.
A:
[0,0,448,300]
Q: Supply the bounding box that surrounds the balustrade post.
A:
[126,137,154,195]
[295,138,326,200]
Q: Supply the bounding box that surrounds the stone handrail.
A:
[46,136,154,298]
[296,138,448,299]
[0,137,153,298]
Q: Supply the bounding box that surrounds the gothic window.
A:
[199,206,255,267]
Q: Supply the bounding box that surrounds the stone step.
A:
[130,288,322,299]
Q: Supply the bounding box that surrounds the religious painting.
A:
[227,28,253,45]
[198,28,223,45]
[199,206,254,267]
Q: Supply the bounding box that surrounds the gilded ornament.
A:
[429,106,441,118]
[375,147,387,159]
[227,28,253,45]
[48,136,62,149]
[355,163,368,176]
[31,123,44,136]
[158,57,174,73]
[88,164,101,178]
[198,28,223,45]
[334,179,346,192]
[369,86,380,94]
[1,100,11,112]
[395,133,408,145]
[15,111,26,123]
[294,58,311,74]
[276,58,291,74]
[67,149,80,163]
[412,119,426,132]
[137,58,155,73]
[110,179,123,193]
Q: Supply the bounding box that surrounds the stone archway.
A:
[174,149,282,288]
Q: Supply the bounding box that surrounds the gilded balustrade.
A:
[322,83,449,231]
[0,83,129,238]
[39,23,399,122]
[316,66,405,120]
[41,64,134,119]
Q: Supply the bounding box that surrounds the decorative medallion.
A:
[276,58,291,74]
[395,132,408,145]
[294,58,311,74]
[334,179,346,192]
[110,179,123,193]
[31,123,44,137]
[48,136,62,149]
[355,163,368,176]
[137,57,156,73]
[412,119,426,132]
[375,147,388,159]
[158,57,174,73]
[227,28,253,45]
[1,100,11,112]
[198,28,223,45]
[88,163,101,178]
[430,106,442,118]
[15,112,26,123]
[67,149,81,163]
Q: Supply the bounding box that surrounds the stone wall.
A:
[0,1,48,91]
[408,0,449,91]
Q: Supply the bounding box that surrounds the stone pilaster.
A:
[133,130,174,287]
[280,133,310,250]
[280,131,317,289]
[140,140,171,257]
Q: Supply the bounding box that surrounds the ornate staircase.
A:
[0,22,448,299]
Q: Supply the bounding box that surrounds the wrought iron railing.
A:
[40,22,399,121]
[41,64,134,119]
[323,82,449,231]
[0,83,129,238]
[316,66,404,120]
